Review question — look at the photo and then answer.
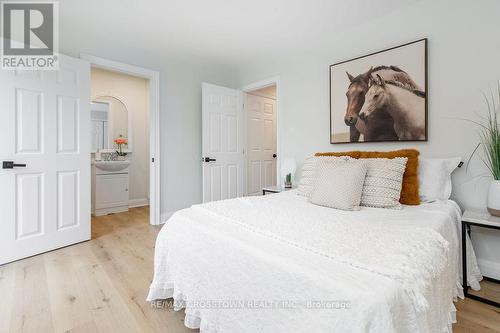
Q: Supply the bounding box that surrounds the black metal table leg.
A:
[462,221,468,297]
[462,220,500,307]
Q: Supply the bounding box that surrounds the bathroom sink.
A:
[94,160,130,172]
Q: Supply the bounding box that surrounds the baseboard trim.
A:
[129,198,149,208]
[160,211,176,224]
[477,258,500,280]
[95,206,129,216]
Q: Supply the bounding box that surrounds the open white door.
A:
[246,93,277,195]
[202,83,244,202]
[0,55,91,265]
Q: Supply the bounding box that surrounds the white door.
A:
[246,93,277,195]
[0,55,91,265]
[202,83,244,202]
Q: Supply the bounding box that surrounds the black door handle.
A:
[273,154,277,158]
[3,161,27,169]
[203,157,216,162]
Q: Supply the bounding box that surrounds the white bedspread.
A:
[147,190,481,333]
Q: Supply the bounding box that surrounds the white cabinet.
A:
[92,164,130,216]
[96,173,129,208]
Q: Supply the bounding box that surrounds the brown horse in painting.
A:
[344,66,419,142]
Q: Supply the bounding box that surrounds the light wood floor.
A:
[1,206,500,333]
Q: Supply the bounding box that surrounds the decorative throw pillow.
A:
[418,157,462,202]
[297,155,316,197]
[360,157,408,209]
[297,156,351,197]
[315,149,420,205]
[309,159,367,210]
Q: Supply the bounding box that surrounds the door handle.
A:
[2,161,27,169]
[272,154,277,158]
[203,157,216,162]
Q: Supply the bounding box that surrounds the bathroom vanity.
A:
[92,160,130,216]
[90,97,133,216]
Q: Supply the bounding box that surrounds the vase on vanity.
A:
[488,180,500,217]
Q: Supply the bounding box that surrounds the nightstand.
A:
[262,186,294,195]
[462,209,500,307]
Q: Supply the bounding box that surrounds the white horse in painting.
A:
[358,74,425,140]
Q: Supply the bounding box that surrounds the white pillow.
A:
[360,157,408,209]
[309,159,367,210]
[297,155,316,197]
[297,155,350,197]
[418,157,461,202]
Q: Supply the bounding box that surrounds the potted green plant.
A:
[284,173,292,188]
[281,157,296,188]
[468,83,500,216]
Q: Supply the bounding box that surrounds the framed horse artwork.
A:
[329,38,427,144]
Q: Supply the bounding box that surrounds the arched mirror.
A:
[90,96,132,152]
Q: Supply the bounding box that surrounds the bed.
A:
[147,190,482,333]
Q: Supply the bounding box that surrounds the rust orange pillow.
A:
[315,149,420,205]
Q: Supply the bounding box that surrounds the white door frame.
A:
[80,54,161,226]
[241,76,281,192]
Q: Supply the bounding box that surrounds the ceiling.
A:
[60,0,421,67]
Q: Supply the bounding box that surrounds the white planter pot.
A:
[487,180,500,217]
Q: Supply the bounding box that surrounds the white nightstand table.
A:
[462,209,500,307]
[262,186,294,195]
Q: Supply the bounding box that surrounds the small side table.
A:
[262,186,294,195]
[462,210,500,307]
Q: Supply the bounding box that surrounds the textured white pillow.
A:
[297,155,350,197]
[297,155,316,197]
[360,157,408,209]
[309,159,367,210]
[418,157,461,202]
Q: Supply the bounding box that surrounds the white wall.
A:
[91,68,150,206]
[59,9,236,219]
[235,0,500,277]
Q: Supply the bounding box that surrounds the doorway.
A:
[82,54,161,226]
[90,68,150,220]
[244,85,277,195]
[241,77,280,196]
[201,77,280,202]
